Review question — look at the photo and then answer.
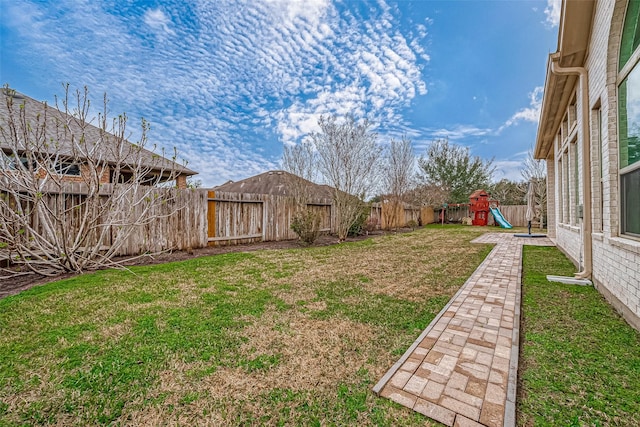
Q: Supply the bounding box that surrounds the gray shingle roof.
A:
[0,89,197,176]
[213,170,332,199]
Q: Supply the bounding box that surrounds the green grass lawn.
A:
[518,246,640,427]
[3,227,638,426]
[0,225,492,426]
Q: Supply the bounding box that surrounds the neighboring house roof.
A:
[0,89,197,176]
[535,0,596,159]
[213,170,332,199]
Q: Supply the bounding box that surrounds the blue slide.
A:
[490,207,513,229]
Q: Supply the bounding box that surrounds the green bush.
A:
[348,203,371,237]
[291,209,322,245]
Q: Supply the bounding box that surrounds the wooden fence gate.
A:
[207,191,265,245]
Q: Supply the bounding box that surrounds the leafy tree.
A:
[187,178,203,189]
[417,138,495,203]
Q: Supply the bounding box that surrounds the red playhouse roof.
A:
[469,189,490,199]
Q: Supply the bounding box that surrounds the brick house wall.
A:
[54,164,111,184]
[545,0,640,330]
[40,163,189,188]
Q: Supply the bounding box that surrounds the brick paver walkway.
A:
[373,233,553,427]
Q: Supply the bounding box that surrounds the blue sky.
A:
[0,0,560,187]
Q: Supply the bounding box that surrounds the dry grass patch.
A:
[143,307,375,398]
[260,227,491,302]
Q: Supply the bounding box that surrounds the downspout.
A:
[549,52,592,279]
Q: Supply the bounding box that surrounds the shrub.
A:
[291,209,322,245]
[348,203,371,237]
[364,217,379,233]
[407,220,418,230]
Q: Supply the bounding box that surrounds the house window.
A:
[569,141,579,225]
[562,114,569,141]
[0,153,35,171]
[562,150,570,224]
[621,168,640,236]
[558,155,564,223]
[53,162,81,176]
[569,98,577,131]
[593,106,604,232]
[618,0,640,236]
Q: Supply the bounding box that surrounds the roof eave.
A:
[534,0,595,160]
[535,58,557,159]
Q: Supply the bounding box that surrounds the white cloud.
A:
[544,0,561,28]
[424,125,493,141]
[492,159,526,182]
[265,0,330,27]
[256,1,429,146]
[4,0,431,186]
[500,86,543,132]
[143,8,176,36]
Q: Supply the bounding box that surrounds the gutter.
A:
[549,52,592,279]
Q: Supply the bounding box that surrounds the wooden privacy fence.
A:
[432,204,538,227]
[497,205,543,228]
[3,183,445,261]
[442,205,470,223]
[0,183,208,258]
[369,202,435,229]
[207,191,333,245]
[114,188,207,255]
[208,193,437,245]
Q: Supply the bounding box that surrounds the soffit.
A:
[534,0,595,159]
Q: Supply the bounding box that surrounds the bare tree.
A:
[310,115,381,241]
[0,85,188,278]
[521,150,547,229]
[281,141,316,206]
[406,183,449,209]
[521,149,546,182]
[281,142,323,244]
[381,136,415,230]
[489,179,526,205]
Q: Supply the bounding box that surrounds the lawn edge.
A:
[504,244,525,427]
[371,240,498,396]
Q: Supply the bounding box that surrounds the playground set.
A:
[438,189,513,229]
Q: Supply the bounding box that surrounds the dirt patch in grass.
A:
[99,321,133,341]
[122,308,387,425]
[152,309,376,398]
[122,307,425,426]
[218,314,374,392]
